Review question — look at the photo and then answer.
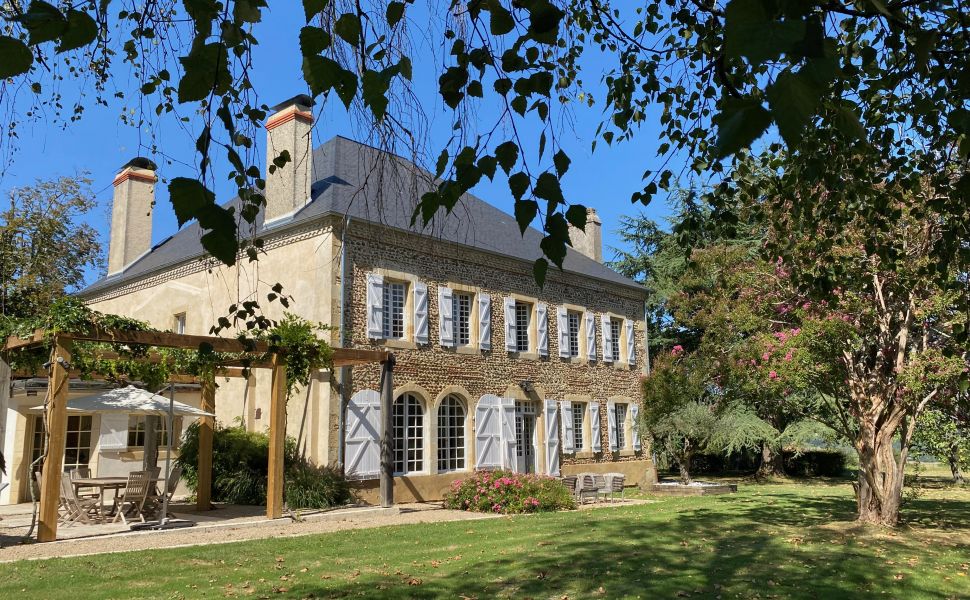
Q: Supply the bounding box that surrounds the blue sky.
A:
[0,6,673,287]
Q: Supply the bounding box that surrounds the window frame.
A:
[436,394,467,473]
[610,317,623,363]
[126,415,174,449]
[382,280,408,340]
[571,401,586,451]
[566,311,581,358]
[33,415,94,471]
[452,291,473,347]
[173,312,186,335]
[614,402,629,449]
[392,392,426,475]
[514,300,532,353]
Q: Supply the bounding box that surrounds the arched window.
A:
[437,395,467,472]
[393,393,425,474]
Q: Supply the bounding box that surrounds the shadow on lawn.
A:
[282,489,969,599]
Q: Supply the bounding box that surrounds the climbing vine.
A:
[1,297,333,396]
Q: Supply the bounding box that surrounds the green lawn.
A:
[1,478,968,599]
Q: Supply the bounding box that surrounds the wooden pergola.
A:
[1,327,395,543]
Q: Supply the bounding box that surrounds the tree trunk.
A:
[675,453,693,485]
[757,442,785,477]
[854,428,905,526]
[948,450,965,485]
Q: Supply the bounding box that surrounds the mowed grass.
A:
[1,479,968,600]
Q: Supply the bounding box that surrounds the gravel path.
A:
[0,503,498,563]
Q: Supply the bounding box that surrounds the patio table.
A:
[72,477,161,522]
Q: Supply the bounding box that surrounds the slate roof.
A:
[81,136,644,296]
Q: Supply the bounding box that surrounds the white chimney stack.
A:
[264,94,314,223]
[107,157,156,275]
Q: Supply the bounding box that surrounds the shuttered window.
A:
[393,393,424,474]
[437,395,466,472]
[610,318,622,362]
[572,402,586,450]
[514,301,531,352]
[614,403,628,449]
[382,282,406,339]
[453,292,472,346]
[567,312,581,357]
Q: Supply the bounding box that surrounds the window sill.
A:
[381,339,418,350]
[617,449,635,457]
[561,356,587,365]
[454,345,481,356]
[573,450,594,459]
[509,351,540,361]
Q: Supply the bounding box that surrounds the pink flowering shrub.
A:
[443,470,575,514]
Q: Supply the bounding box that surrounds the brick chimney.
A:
[107,157,157,275]
[568,207,603,263]
[264,94,314,223]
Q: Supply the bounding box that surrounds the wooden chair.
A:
[577,474,599,504]
[112,471,151,524]
[561,476,577,499]
[146,465,182,519]
[60,472,100,525]
[600,473,626,502]
[70,467,98,499]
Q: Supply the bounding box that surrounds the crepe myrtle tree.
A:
[0,1,968,335]
[727,168,969,525]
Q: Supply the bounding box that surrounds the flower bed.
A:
[443,470,575,514]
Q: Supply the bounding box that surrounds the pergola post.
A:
[196,378,216,510]
[38,336,71,542]
[379,353,395,508]
[266,355,287,519]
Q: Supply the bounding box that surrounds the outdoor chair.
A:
[599,473,626,503]
[70,467,98,499]
[561,476,577,499]
[112,470,152,524]
[146,465,182,519]
[59,472,100,525]
[576,474,599,504]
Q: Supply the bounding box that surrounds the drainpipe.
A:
[336,215,351,469]
[642,301,650,375]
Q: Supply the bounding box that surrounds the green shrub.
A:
[783,449,848,477]
[177,422,351,509]
[285,462,351,509]
[443,470,575,514]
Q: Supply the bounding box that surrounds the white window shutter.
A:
[414,281,428,344]
[345,390,381,479]
[631,403,642,451]
[536,303,549,357]
[99,413,130,450]
[589,401,602,452]
[625,319,636,365]
[438,286,454,347]
[366,274,384,340]
[557,306,570,358]
[585,312,596,361]
[478,293,492,350]
[500,397,518,469]
[544,399,561,476]
[475,395,502,469]
[607,401,618,452]
[504,297,517,352]
[560,400,574,453]
[601,314,613,363]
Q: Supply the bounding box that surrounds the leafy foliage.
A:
[443,470,575,514]
[0,176,102,320]
[178,422,351,508]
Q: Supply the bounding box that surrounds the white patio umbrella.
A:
[31,385,213,530]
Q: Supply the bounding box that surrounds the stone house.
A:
[1,95,650,504]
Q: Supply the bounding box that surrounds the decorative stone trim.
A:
[112,170,157,186]
[265,107,314,131]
